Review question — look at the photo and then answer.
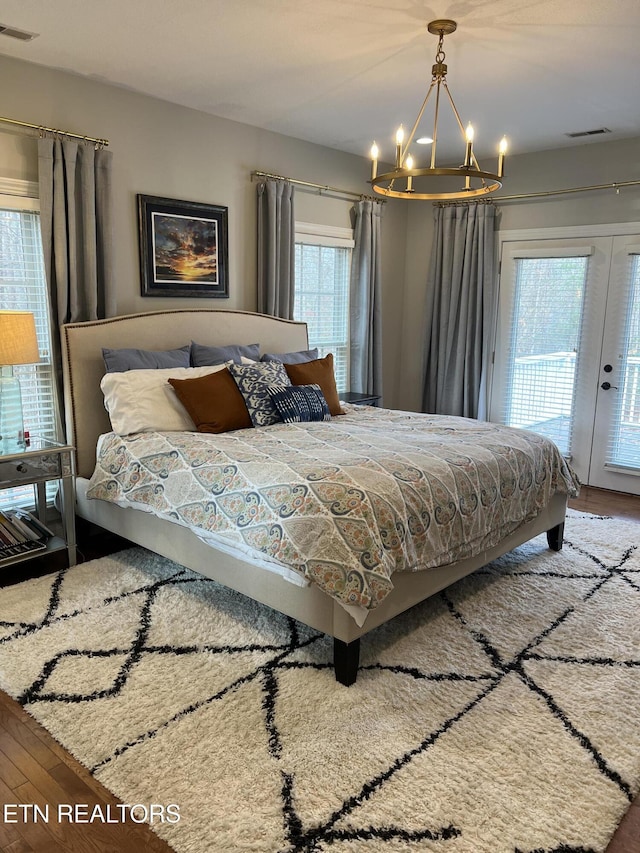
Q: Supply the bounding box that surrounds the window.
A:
[0,179,57,508]
[294,222,354,393]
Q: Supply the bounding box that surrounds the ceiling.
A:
[1,0,639,165]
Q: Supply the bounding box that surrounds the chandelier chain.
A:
[434,34,446,69]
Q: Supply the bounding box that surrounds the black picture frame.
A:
[137,194,229,298]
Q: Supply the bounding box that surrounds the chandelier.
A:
[369,20,507,201]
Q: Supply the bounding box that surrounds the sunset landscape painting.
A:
[138,195,229,297]
[152,213,218,283]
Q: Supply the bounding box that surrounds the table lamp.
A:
[0,310,40,453]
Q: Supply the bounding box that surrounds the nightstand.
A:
[341,391,381,407]
[0,437,77,570]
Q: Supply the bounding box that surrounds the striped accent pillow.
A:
[267,384,331,424]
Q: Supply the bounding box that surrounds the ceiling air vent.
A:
[0,24,39,41]
[565,127,612,138]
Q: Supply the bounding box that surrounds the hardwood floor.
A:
[0,690,173,853]
[0,491,638,852]
[569,484,640,522]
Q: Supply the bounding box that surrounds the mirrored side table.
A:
[0,436,76,569]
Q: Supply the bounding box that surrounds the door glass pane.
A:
[504,256,588,454]
[607,254,640,470]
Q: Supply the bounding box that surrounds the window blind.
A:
[501,255,589,455]
[0,206,58,509]
[294,239,352,394]
[605,251,640,472]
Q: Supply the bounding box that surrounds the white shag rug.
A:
[0,509,639,853]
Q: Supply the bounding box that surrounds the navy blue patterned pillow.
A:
[227,362,290,426]
[267,384,331,424]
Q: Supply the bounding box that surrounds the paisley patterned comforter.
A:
[86,406,578,612]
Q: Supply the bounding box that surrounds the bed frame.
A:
[61,309,567,685]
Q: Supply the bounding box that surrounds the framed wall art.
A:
[137,194,229,298]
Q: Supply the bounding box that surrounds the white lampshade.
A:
[0,311,40,365]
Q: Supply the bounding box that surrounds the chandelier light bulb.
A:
[498,136,508,178]
[405,154,414,191]
[395,125,404,167]
[464,122,474,167]
[370,142,379,180]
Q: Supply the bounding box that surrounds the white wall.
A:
[0,54,407,406]
[3,52,639,414]
[496,137,640,231]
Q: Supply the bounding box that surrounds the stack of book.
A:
[0,510,54,559]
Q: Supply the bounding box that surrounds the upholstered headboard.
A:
[61,309,309,478]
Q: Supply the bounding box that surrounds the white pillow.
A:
[100,364,229,434]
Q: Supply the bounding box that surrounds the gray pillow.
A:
[261,348,319,364]
[191,341,260,366]
[227,362,291,427]
[102,345,190,373]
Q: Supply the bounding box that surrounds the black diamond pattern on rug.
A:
[0,511,638,853]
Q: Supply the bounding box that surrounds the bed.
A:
[61,309,575,685]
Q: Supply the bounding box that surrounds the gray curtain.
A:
[38,137,115,407]
[349,199,383,397]
[422,202,496,419]
[256,179,295,319]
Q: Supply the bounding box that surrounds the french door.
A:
[490,230,640,494]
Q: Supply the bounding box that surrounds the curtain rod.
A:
[493,178,640,203]
[251,170,383,203]
[254,169,639,205]
[0,115,109,147]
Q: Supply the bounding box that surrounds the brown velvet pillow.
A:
[168,368,252,433]
[284,354,344,416]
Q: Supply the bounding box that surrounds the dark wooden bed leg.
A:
[547,522,565,551]
[333,638,360,686]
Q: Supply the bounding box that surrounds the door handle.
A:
[601,381,618,390]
